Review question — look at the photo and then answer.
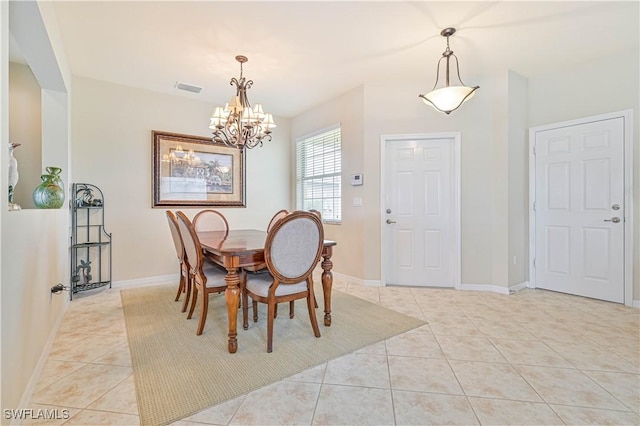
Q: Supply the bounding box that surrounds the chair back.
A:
[267,209,289,232]
[193,209,229,234]
[166,211,186,264]
[176,211,204,276]
[265,210,324,284]
[309,209,322,220]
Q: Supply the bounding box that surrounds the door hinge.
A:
[533,201,536,212]
[533,258,536,268]
[533,145,536,155]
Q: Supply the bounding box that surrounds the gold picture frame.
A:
[152,131,245,207]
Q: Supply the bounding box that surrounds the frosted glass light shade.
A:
[419,85,478,114]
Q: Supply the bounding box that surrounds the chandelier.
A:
[162,145,202,166]
[419,28,479,114]
[209,55,276,150]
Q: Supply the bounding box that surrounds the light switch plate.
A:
[353,197,362,207]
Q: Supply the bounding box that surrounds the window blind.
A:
[296,126,341,223]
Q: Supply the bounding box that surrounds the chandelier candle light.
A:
[209,55,276,150]
[419,28,479,114]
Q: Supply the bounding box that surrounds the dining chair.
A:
[244,209,289,276]
[193,209,229,234]
[244,209,291,317]
[267,209,289,232]
[176,211,228,335]
[309,209,322,220]
[166,210,191,313]
[242,210,323,352]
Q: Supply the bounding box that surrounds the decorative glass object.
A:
[33,166,65,209]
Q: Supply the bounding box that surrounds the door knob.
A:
[386,219,396,224]
[604,217,621,223]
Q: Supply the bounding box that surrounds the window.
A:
[296,126,341,223]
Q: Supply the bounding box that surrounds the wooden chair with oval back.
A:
[244,209,289,275]
[308,209,324,310]
[166,210,191,313]
[241,210,323,352]
[267,209,290,232]
[176,211,228,335]
[193,209,230,270]
[242,209,290,318]
[309,209,321,220]
[193,209,229,234]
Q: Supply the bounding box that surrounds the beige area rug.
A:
[122,283,425,425]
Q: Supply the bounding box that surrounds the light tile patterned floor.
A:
[28,280,640,425]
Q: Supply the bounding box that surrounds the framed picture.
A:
[152,131,245,207]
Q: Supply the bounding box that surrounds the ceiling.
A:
[28,1,640,117]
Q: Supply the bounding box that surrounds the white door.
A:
[384,135,457,287]
[533,117,625,303]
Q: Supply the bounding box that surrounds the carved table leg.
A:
[321,246,333,326]
[225,267,240,353]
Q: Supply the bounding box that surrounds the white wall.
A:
[1,0,71,416]
[528,48,640,302]
[71,76,291,282]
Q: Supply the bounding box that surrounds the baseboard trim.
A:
[16,298,70,424]
[114,275,636,308]
[112,274,178,289]
[331,271,382,287]
[459,283,510,295]
[509,281,529,293]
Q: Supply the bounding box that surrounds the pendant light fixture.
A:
[209,55,276,150]
[419,28,479,114]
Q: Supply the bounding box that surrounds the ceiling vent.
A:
[175,82,202,94]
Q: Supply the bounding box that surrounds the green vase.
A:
[33,166,65,209]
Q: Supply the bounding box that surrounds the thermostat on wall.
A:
[351,173,363,186]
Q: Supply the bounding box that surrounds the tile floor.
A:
[28,279,639,425]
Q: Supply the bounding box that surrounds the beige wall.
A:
[290,76,502,286]
[1,0,71,416]
[507,71,529,287]
[528,48,640,303]
[290,87,365,280]
[361,76,497,286]
[291,52,639,303]
[1,2,638,417]
[71,76,291,282]
[8,62,41,209]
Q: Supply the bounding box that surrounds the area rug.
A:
[121,283,425,425]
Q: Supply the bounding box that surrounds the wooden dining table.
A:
[197,229,337,353]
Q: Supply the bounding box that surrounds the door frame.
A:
[528,109,634,306]
[380,132,461,289]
